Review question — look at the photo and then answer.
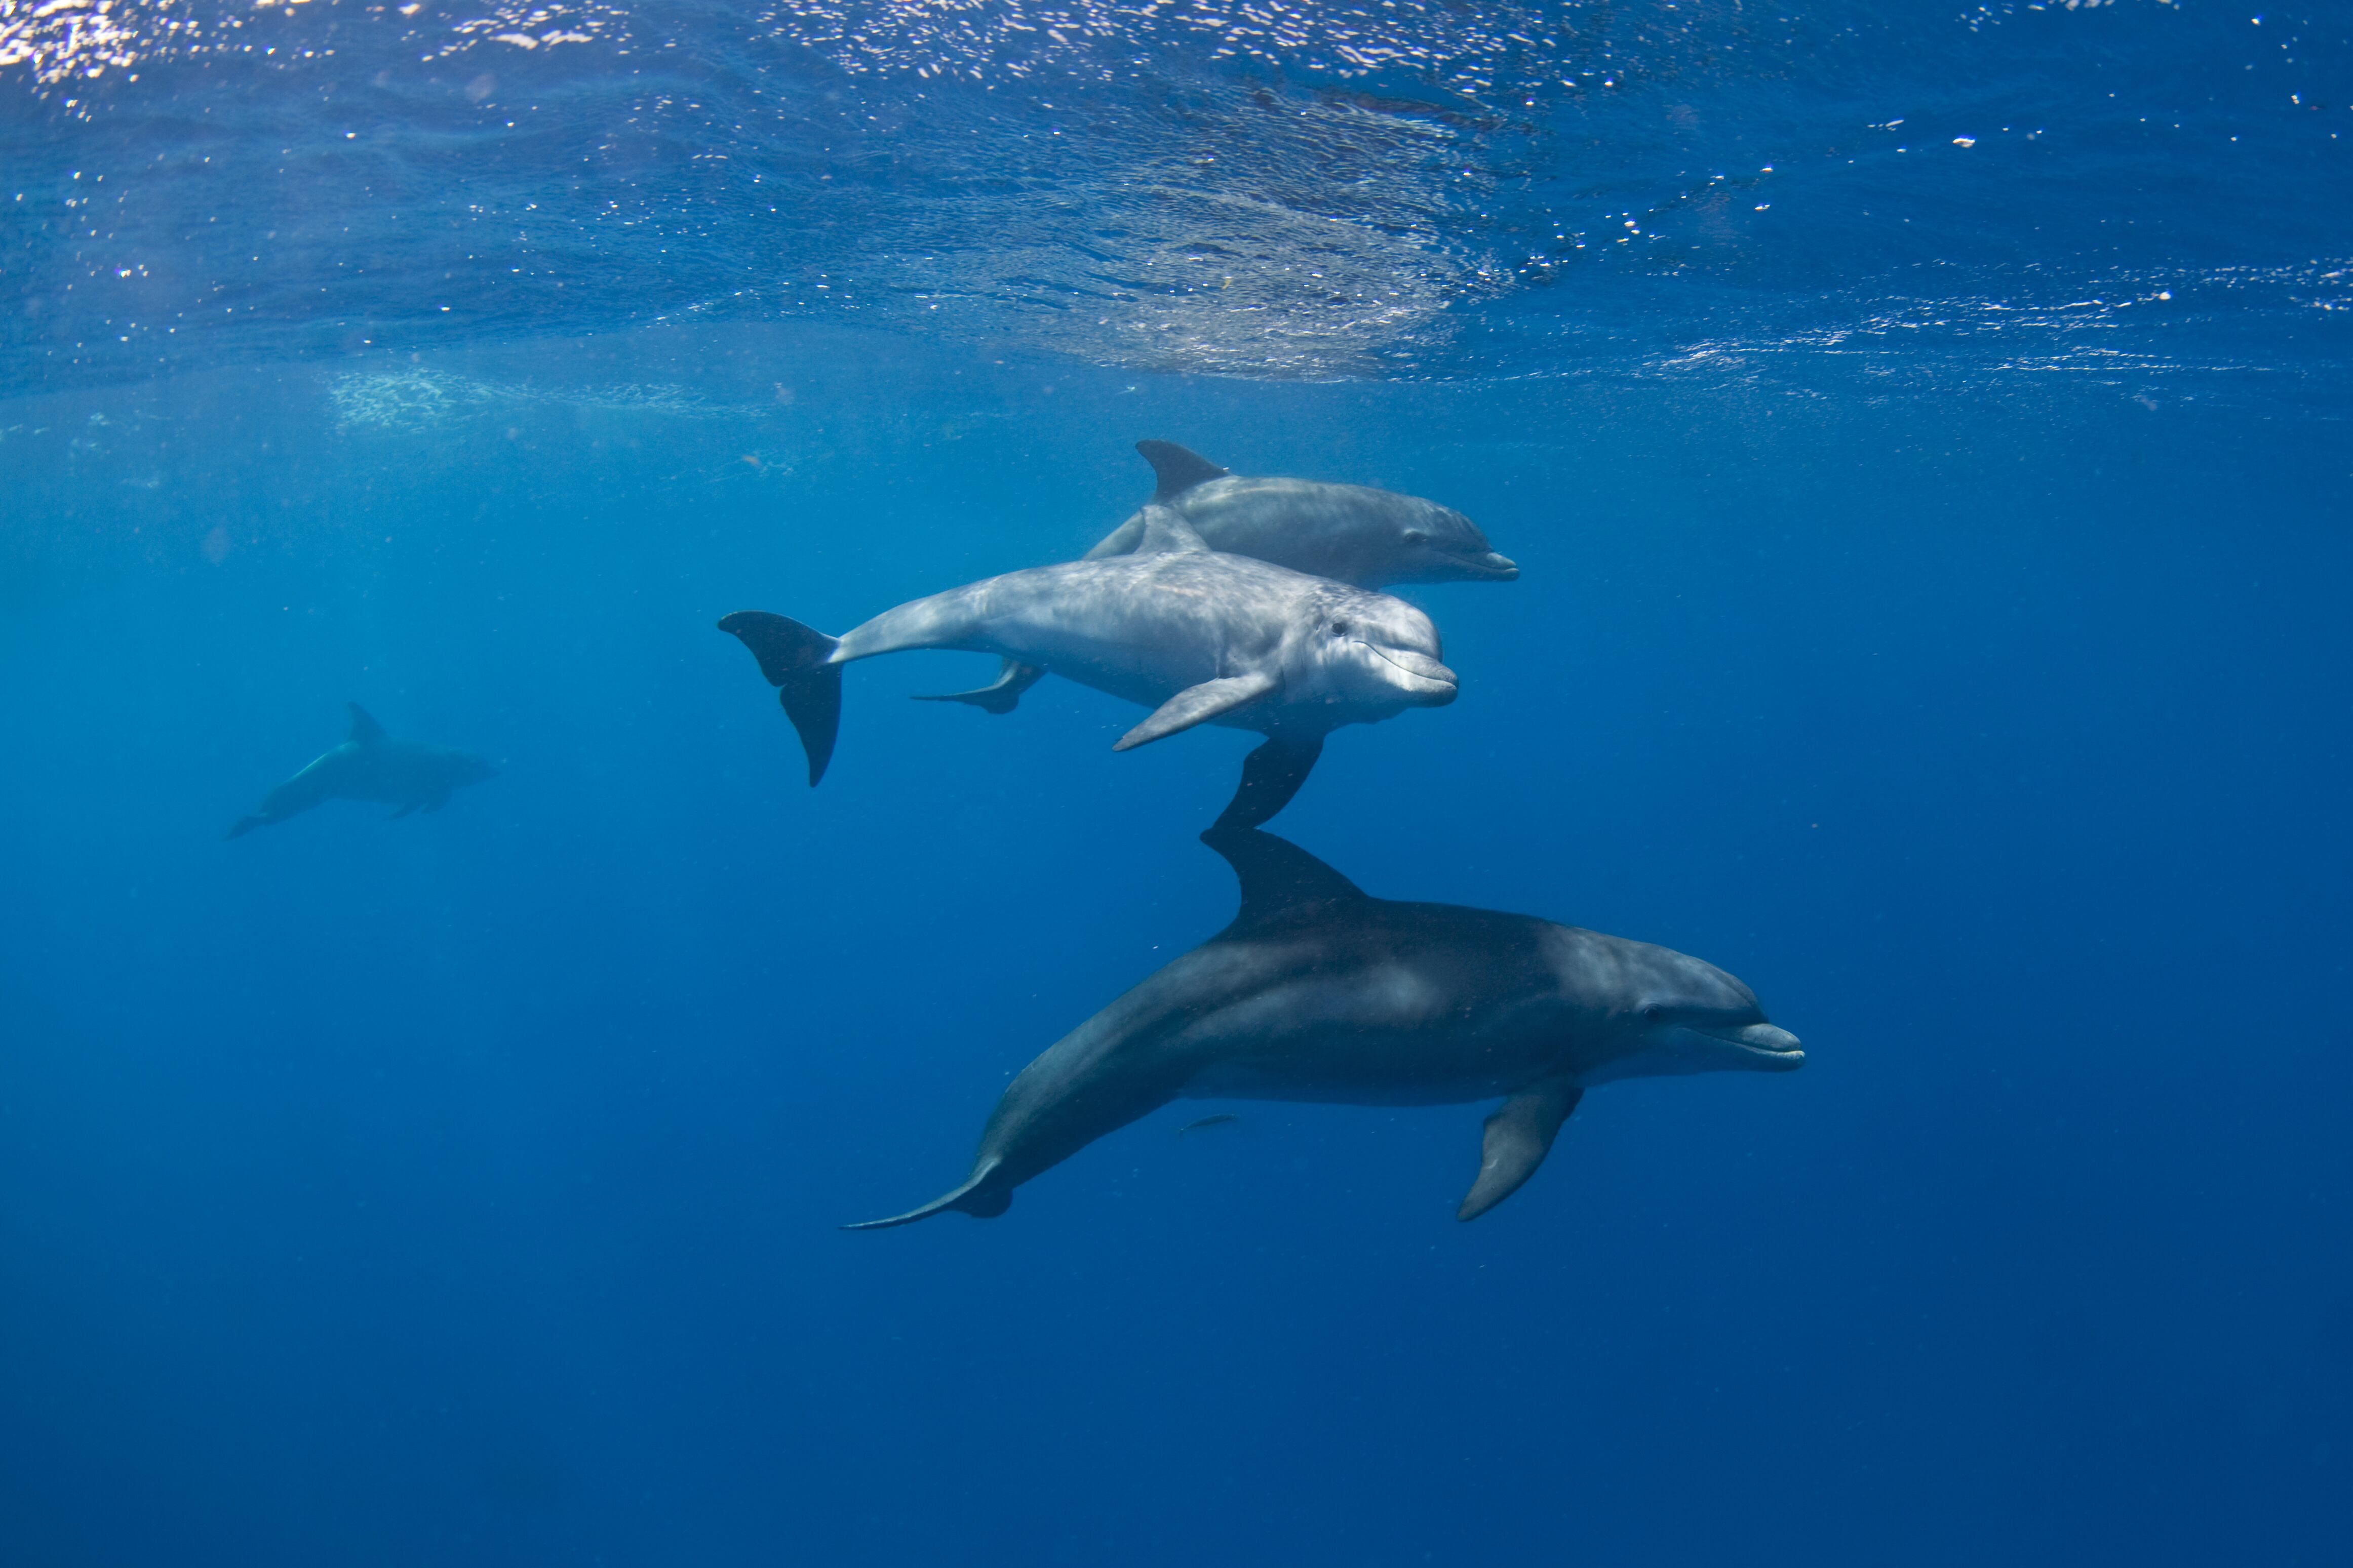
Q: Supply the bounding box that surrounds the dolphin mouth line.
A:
[1355,640,1459,690]
[1700,1022,1805,1063]
[1455,552,1519,579]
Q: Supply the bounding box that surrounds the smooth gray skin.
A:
[225,704,496,839]
[927,440,1513,714]
[849,829,1802,1230]
[1092,445,1519,588]
[831,507,1457,753]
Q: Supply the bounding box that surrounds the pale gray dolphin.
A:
[719,506,1458,829]
[922,439,1515,714]
[225,704,496,839]
[848,828,1801,1229]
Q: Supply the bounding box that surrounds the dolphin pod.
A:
[847,828,1801,1228]
[226,704,495,839]
[220,435,1797,1232]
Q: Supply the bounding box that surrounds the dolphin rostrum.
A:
[923,439,1515,715]
[719,505,1458,829]
[847,828,1802,1229]
[225,704,496,839]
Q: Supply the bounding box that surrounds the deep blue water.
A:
[5,4,2352,1566]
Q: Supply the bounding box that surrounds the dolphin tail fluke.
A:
[1212,735,1324,830]
[719,611,843,786]
[912,658,1045,716]
[1457,1080,1583,1222]
[842,1162,1012,1231]
[224,815,266,840]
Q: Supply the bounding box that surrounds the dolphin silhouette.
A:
[225,704,496,839]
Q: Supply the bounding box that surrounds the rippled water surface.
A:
[5,1,2348,388]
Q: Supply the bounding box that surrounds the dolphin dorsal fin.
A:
[346,703,387,744]
[1133,502,1210,555]
[1135,439,1229,501]
[1199,827,1365,934]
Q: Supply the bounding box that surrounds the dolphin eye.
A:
[1402,529,1427,544]
[1330,618,1352,635]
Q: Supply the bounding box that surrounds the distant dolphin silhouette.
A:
[924,438,1515,714]
[847,828,1802,1229]
[720,504,1458,829]
[226,704,495,839]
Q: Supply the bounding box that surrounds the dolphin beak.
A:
[1473,551,1519,580]
[1725,1021,1804,1068]
[1360,643,1459,703]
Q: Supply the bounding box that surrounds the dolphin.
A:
[1097,439,1519,585]
[719,505,1458,830]
[923,439,1515,714]
[848,828,1801,1229]
[225,704,496,839]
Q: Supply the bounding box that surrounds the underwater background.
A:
[4,2,2350,1564]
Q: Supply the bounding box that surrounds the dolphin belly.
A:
[1181,1057,1523,1107]
[1179,1021,1547,1106]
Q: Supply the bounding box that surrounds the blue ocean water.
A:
[4,3,2350,1564]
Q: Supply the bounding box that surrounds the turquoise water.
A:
[4,5,2350,1564]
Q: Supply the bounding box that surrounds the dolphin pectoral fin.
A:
[1113,672,1279,752]
[843,1161,1011,1231]
[419,791,450,815]
[1458,1081,1583,1222]
[224,815,266,840]
[1211,735,1324,830]
[911,659,1045,715]
[1136,439,1230,501]
[385,801,420,821]
[719,611,845,786]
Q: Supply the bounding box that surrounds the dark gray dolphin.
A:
[720,507,1458,829]
[226,704,496,839]
[847,829,1803,1229]
[924,439,1515,714]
